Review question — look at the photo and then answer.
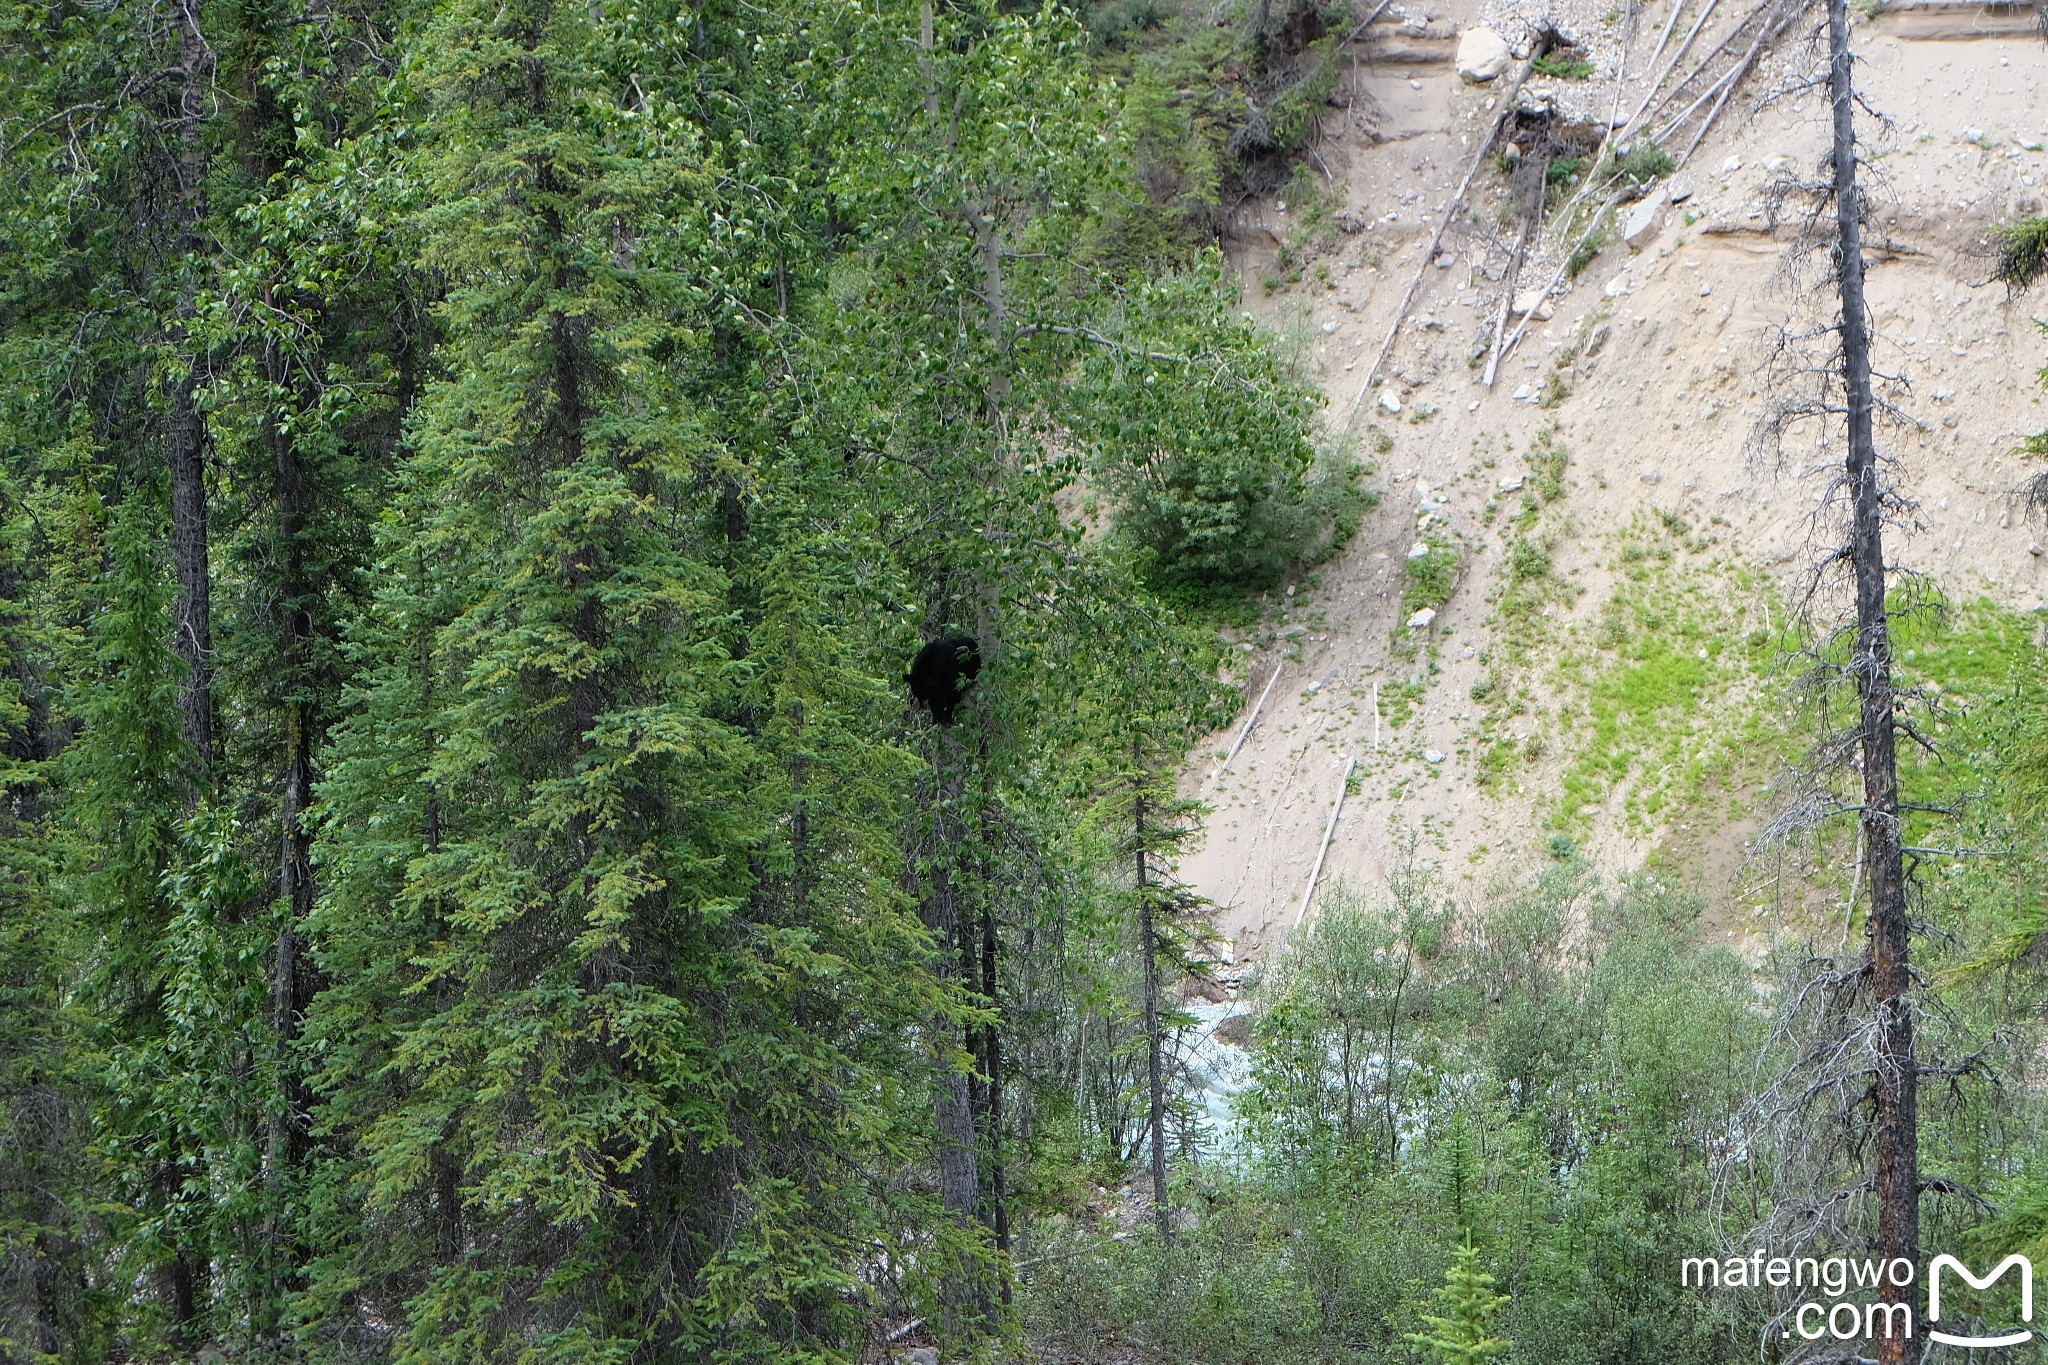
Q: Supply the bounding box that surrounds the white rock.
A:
[1498,474,1524,492]
[1380,391,1403,414]
[1436,252,1456,268]
[1322,321,1339,333]
[1424,749,1447,764]
[1721,155,1743,174]
[1622,191,1665,248]
[1604,274,1630,298]
[1699,281,1712,297]
[1511,385,1533,401]
[1408,607,1438,630]
[1407,541,1432,560]
[1511,289,1554,319]
[1666,178,1695,204]
[1640,468,1662,484]
[1456,27,1512,83]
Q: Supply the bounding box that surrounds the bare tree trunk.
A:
[1134,766,1169,1237]
[924,749,986,1334]
[1826,0,1919,1356]
[978,901,1010,1267]
[259,334,317,1343]
[168,0,214,781]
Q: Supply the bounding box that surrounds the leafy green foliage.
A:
[1618,140,1677,183]
[1067,264,1366,596]
[1532,51,1594,79]
[1404,542,1458,615]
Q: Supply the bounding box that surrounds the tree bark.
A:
[923,750,986,1334]
[1135,767,1169,1236]
[260,334,317,1341]
[167,0,215,781]
[1826,1,1919,1357]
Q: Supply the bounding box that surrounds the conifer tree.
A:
[1404,1236,1512,1365]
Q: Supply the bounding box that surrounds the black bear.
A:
[907,636,981,725]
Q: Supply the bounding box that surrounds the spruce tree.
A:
[1404,1235,1512,1365]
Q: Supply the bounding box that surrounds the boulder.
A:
[1408,607,1438,630]
[1621,190,1665,248]
[1456,27,1512,83]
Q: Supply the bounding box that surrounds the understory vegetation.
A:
[1026,816,2048,1362]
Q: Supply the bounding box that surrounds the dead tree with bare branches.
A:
[1733,0,1924,1358]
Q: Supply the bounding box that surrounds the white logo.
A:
[1927,1254,2034,1349]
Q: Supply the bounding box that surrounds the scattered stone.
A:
[1511,385,1532,400]
[1456,26,1512,83]
[1424,749,1447,764]
[1498,474,1524,492]
[1407,541,1432,560]
[1459,644,1476,659]
[1604,274,1630,298]
[1408,607,1438,629]
[1721,155,1743,174]
[1583,323,1611,358]
[1380,391,1403,414]
[1698,281,1712,297]
[1511,289,1553,319]
[1666,178,1695,204]
[1621,191,1665,248]
[1640,468,1662,484]
[1322,320,1339,333]
[1280,625,1309,638]
[895,1350,940,1365]
[1436,251,1456,268]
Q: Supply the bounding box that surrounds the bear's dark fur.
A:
[907,636,981,725]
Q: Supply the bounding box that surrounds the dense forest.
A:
[0,0,2044,1360]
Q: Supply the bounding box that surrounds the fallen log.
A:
[1343,47,1548,424]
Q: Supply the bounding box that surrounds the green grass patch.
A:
[1532,52,1594,79]
[1548,515,1790,832]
